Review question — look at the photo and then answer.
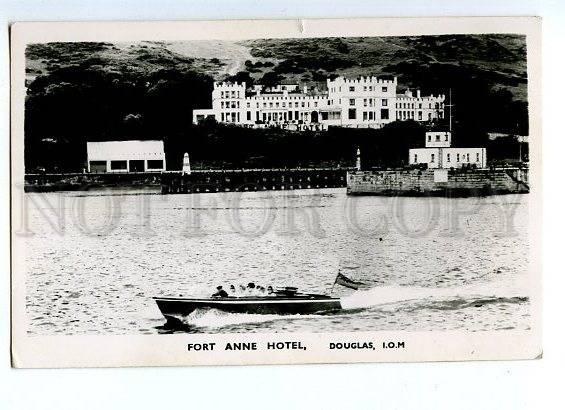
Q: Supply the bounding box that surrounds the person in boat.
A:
[229,284,236,294]
[267,286,276,296]
[211,286,229,298]
[246,282,256,295]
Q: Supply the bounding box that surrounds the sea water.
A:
[21,188,530,335]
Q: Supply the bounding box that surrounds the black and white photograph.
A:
[10,18,541,367]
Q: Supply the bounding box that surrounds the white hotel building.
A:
[193,76,445,131]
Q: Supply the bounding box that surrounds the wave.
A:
[341,276,529,311]
[176,307,325,329]
[161,276,529,331]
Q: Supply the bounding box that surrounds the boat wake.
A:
[341,276,529,311]
[157,276,530,333]
[174,308,325,329]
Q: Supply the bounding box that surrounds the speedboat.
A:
[153,287,341,324]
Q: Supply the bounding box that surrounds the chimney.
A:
[417,89,421,98]
[303,85,308,94]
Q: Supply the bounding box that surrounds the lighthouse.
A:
[356,148,361,171]
[182,152,191,175]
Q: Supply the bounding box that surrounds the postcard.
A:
[10,17,541,367]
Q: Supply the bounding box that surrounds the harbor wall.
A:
[23,168,350,193]
[346,167,529,196]
[23,172,161,192]
[161,168,349,194]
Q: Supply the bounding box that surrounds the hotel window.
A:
[369,86,373,91]
[457,154,460,162]
[314,102,318,107]
[363,112,368,121]
[380,109,389,120]
[221,91,224,98]
[419,103,422,108]
[428,135,431,142]
[301,102,305,107]
[476,153,480,162]
[282,102,286,107]
[221,113,225,121]
[414,154,418,163]
[431,154,435,163]
[349,86,355,92]
[276,102,279,107]
[369,112,374,120]
[349,99,355,106]
[348,108,357,120]
[246,111,251,121]
[369,99,373,107]
[221,102,224,108]
[231,91,236,98]
[445,134,449,141]
[363,99,367,107]
[246,102,250,108]
[363,86,367,91]
[418,111,422,120]
[436,135,440,142]
[447,153,451,162]
[382,87,388,92]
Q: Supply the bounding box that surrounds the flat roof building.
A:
[409,132,486,169]
[86,140,166,173]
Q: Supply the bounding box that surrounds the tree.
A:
[259,71,284,87]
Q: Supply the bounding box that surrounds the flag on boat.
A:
[334,272,368,290]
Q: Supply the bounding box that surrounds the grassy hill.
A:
[25,41,227,84]
[24,35,528,172]
[239,35,527,101]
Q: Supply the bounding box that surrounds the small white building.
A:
[86,140,166,173]
[409,131,486,169]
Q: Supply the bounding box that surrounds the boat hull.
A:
[154,296,342,323]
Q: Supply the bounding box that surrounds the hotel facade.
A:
[193,76,445,131]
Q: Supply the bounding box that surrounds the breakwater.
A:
[161,168,349,194]
[347,167,529,196]
[23,172,161,192]
[23,168,350,193]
